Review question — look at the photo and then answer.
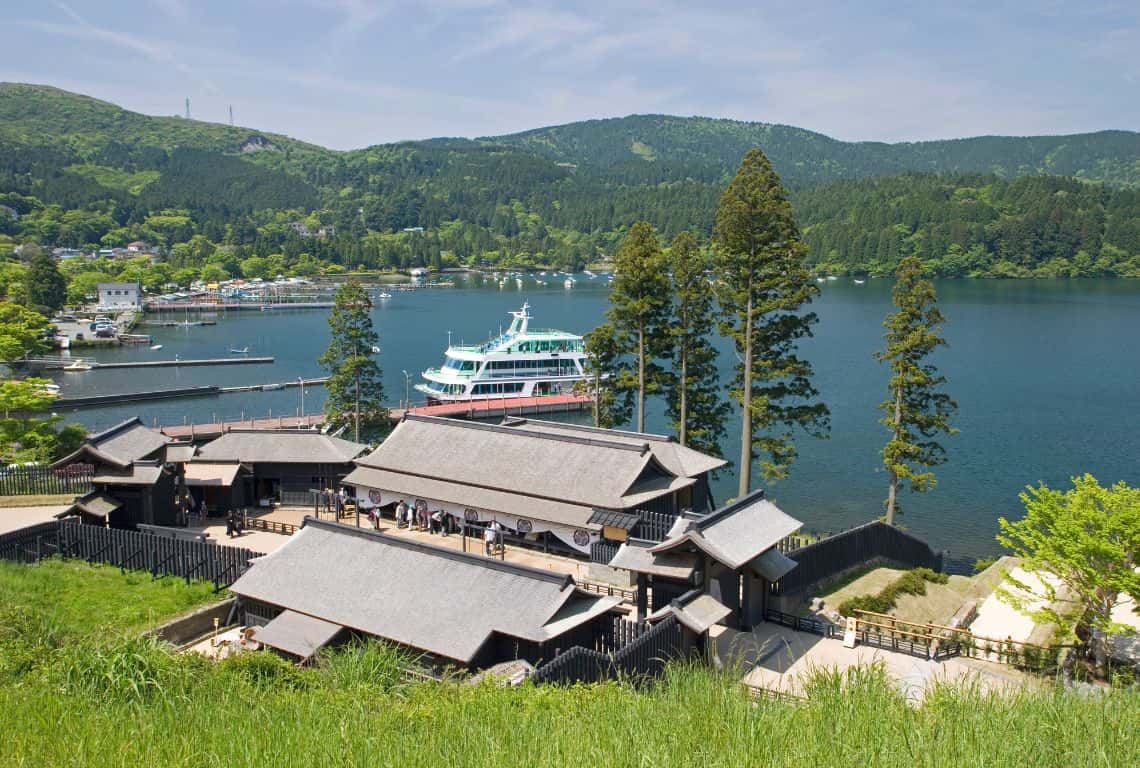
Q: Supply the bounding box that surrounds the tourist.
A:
[225,510,236,538]
[431,510,443,535]
[483,524,495,555]
[405,503,415,530]
[395,499,408,528]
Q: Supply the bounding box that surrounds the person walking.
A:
[395,499,408,528]
[483,524,495,556]
[405,502,415,531]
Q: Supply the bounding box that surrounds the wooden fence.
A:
[771,521,942,598]
[0,465,92,496]
[630,510,677,542]
[532,615,685,685]
[0,520,261,591]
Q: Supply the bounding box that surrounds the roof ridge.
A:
[87,416,145,444]
[404,413,648,453]
[300,517,574,586]
[694,488,768,530]
[501,416,674,443]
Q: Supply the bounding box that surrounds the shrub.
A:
[837,567,949,617]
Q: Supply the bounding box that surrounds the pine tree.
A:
[713,149,828,494]
[26,250,67,315]
[318,282,386,441]
[607,221,671,432]
[876,256,957,524]
[580,323,633,429]
[662,232,729,459]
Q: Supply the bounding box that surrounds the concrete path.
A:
[970,567,1063,643]
[0,505,67,535]
[719,624,1033,703]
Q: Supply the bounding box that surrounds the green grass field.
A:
[1,559,1137,767]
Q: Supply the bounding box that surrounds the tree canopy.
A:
[319,282,386,441]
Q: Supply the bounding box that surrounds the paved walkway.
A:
[195,505,590,579]
[719,624,1034,702]
[0,505,67,535]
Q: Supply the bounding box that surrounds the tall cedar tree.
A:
[579,323,633,429]
[26,250,67,315]
[663,232,729,459]
[607,221,671,433]
[713,149,828,494]
[319,282,386,441]
[876,256,957,524]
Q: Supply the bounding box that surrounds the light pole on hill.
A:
[298,376,305,422]
[401,369,411,411]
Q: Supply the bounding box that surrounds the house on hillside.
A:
[190,429,367,509]
[52,418,181,528]
[611,489,802,628]
[126,240,148,253]
[341,415,726,556]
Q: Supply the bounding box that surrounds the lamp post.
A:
[298,376,304,423]
[401,369,411,411]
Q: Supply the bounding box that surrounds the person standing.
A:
[483,524,495,556]
[395,499,407,528]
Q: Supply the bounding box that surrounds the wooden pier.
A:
[388,393,593,421]
[24,356,274,370]
[54,378,329,409]
[160,414,327,440]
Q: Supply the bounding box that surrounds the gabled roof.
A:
[647,590,731,634]
[649,489,802,570]
[92,459,165,486]
[341,465,597,529]
[195,430,367,465]
[355,415,701,510]
[183,462,243,487]
[52,417,169,469]
[56,492,121,520]
[609,540,697,580]
[229,519,620,664]
[499,417,728,479]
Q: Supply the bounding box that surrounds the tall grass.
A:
[2,557,1138,766]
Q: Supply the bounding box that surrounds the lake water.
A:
[51,276,1140,566]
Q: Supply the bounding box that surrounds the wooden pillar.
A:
[636,573,648,622]
[741,569,753,631]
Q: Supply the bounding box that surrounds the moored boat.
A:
[415,302,588,404]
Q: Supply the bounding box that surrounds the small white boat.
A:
[262,383,284,391]
[827,276,838,281]
[230,347,249,354]
[563,278,574,288]
[854,279,866,285]
[63,361,92,372]
[150,344,163,350]
[815,277,826,283]
[377,292,393,299]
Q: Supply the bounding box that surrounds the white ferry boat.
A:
[416,302,587,403]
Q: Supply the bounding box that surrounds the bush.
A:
[838,567,948,617]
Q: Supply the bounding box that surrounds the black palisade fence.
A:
[533,615,685,686]
[0,520,261,591]
[0,465,92,496]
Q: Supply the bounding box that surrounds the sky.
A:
[1,0,1137,150]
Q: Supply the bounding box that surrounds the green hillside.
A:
[1,83,1138,284]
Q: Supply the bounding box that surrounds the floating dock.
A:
[388,393,593,422]
[54,378,328,409]
[25,356,275,370]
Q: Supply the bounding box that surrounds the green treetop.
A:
[318,282,386,442]
[25,249,67,315]
[607,221,671,433]
[997,474,1140,674]
[875,256,957,524]
[662,232,729,460]
[580,322,634,430]
[0,301,49,361]
[713,148,828,494]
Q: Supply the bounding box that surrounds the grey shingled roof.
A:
[356,415,681,510]
[88,418,170,463]
[609,540,697,580]
[92,460,165,486]
[341,465,598,529]
[752,547,798,582]
[648,591,732,634]
[52,417,169,469]
[56,492,121,520]
[500,418,728,478]
[196,430,367,465]
[229,519,620,663]
[253,610,342,661]
[648,489,802,570]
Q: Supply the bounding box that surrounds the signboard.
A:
[842,616,858,648]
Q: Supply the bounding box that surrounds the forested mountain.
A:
[1,82,1138,286]
[479,115,1140,188]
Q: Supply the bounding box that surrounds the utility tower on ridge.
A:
[229,105,234,126]
[185,98,190,120]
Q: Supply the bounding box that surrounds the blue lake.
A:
[51,276,1140,566]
